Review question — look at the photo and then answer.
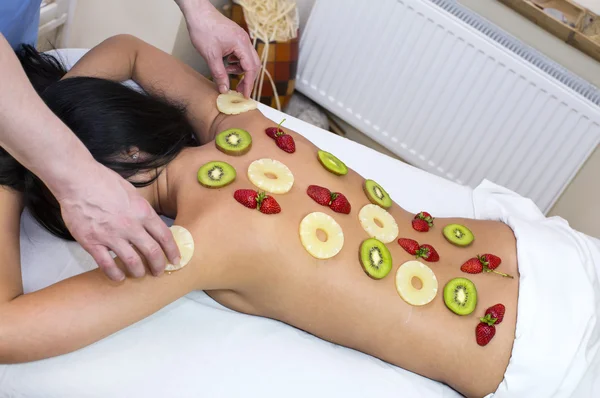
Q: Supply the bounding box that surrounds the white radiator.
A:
[296,0,600,213]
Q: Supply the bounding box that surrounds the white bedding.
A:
[0,50,476,397]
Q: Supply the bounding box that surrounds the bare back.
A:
[166,110,519,397]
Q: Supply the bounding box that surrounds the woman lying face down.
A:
[0,35,521,397]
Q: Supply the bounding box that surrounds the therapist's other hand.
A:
[177,0,260,98]
[56,164,180,281]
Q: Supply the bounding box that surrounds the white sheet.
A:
[0,50,475,397]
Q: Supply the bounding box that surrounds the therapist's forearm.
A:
[0,34,95,197]
[0,267,198,363]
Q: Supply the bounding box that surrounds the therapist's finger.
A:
[225,64,244,75]
[129,229,169,277]
[235,45,260,98]
[89,245,125,282]
[143,212,180,272]
[207,56,230,94]
[112,240,146,278]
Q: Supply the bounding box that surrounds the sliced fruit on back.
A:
[443,277,477,315]
[216,90,257,115]
[247,158,294,194]
[359,238,392,279]
[197,161,236,188]
[299,212,344,259]
[215,128,252,156]
[165,225,195,272]
[395,260,438,306]
[317,150,348,176]
[363,179,392,208]
[443,224,474,247]
[358,204,399,243]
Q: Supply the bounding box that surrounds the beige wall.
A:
[66,0,182,53]
[459,0,600,237]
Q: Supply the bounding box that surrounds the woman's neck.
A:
[136,166,175,218]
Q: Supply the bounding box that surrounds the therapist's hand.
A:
[176,0,260,98]
[56,163,181,281]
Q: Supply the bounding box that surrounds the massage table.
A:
[0,49,484,397]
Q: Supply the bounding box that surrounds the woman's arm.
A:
[66,34,222,144]
[0,187,214,363]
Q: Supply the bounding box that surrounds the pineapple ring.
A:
[165,225,195,272]
[248,158,294,194]
[299,212,344,259]
[358,204,399,243]
[216,90,257,115]
[395,260,438,306]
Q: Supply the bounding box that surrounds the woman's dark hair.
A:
[0,45,198,240]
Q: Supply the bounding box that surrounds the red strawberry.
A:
[329,192,351,214]
[234,189,258,209]
[275,133,296,153]
[461,257,483,274]
[484,304,506,325]
[475,322,496,346]
[307,185,331,206]
[265,127,283,139]
[266,118,286,140]
[417,244,439,262]
[258,194,281,214]
[480,254,501,270]
[398,238,420,255]
[414,211,434,227]
[461,256,514,278]
[412,218,430,232]
[415,211,432,220]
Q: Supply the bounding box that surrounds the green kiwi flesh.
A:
[317,150,348,176]
[443,224,474,247]
[197,161,236,188]
[359,238,392,279]
[215,128,252,156]
[363,179,392,208]
[443,277,477,315]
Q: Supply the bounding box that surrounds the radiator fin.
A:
[296,0,600,213]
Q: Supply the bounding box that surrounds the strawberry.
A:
[412,218,430,232]
[415,211,432,220]
[266,118,286,140]
[461,257,483,274]
[258,193,281,214]
[414,211,434,227]
[265,127,283,139]
[475,322,496,346]
[398,238,420,255]
[480,254,501,270]
[307,185,331,206]
[417,244,439,262]
[461,255,513,278]
[330,192,351,214]
[275,133,296,153]
[484,304,506,325]
[234,189,258,209]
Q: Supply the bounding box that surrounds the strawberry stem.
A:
[277,118,286,131]
[492,270,514,279]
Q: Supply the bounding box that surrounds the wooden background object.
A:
[500,0,600,63]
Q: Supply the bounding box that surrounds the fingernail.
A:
[109,268,126,282]
[173,256,181,266]
[219,85,228,94]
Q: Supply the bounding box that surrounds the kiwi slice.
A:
[443,277,477,316]
[197,161,236,188]
[443,224,474,247]
[359,238,392,280]
[317,150,348,176]
[363,179,392,208]
[215,128,252,156]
